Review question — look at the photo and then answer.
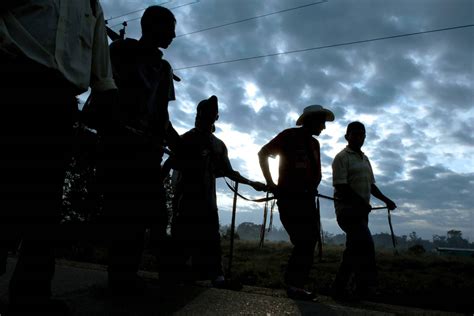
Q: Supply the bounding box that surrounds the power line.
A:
[174,24,474,71]
[105,1,173,22]
[175,0,328,38]
[108,1,200,29]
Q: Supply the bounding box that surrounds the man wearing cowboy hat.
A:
[258,104,334,300]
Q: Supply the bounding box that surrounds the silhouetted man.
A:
[98,5,178,294]
[331,121,396,301]
[0,0,116,314]
[166,96,266,288]
[258,105,334,300]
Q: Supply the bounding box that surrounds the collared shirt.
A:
[0,0,116,93]
[332,146,375,214]
[259,127,321,195]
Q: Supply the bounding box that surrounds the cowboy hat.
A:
[296,104,335,126]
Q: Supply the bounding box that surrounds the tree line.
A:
[221,221,474,252]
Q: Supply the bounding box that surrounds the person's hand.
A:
[385,199,397,211]
[266,182,279,196]
[365,203,372,214]
[81,89,120,133]
[251,181,267,192]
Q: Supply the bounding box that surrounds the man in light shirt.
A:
[331,121,396,301]
[0,0,116,313]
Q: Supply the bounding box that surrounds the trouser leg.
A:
[335,210,377,293]
[0,84,75,302]
[193,219,223,280]
[278,198,319,288]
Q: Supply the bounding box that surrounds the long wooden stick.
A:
[227,181,239,278]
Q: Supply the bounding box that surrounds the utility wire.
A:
[175,0,328,38]
[174,24,474,71]
[108,1,200,29]
[105,1,173,22]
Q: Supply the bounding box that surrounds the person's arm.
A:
[225,169,266,192]
[258,147,278,194]
[86,2,119,132]
[90,2,117,93]
[371,184,396,210]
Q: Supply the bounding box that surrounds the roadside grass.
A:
[56,239,474,313]
[218,241,474,313]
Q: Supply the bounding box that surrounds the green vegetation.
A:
[215,241,473,313]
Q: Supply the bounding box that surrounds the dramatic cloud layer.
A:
[99,0,474,240]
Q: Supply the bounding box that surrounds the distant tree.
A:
[236,222,261,240]
[432,234,447,248]
[163,174,175,231]
[62,156,100,223]
[61,127,101,224]
[219,225,240,240]
[220,224,230,237]
[446,230,469,248]
[266,226,290,242]
[323,233,346,246]
[408,244,426,255]
[373,233,396,249]
[409,231,421,245]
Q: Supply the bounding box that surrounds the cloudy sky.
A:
[97,0,473,241]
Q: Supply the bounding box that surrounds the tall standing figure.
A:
[98,5,179,295]
[165,96,266,288]
[258,105,334,300]
[331,121,396,301]
[0,0,116,313]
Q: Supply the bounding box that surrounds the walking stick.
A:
[371,206,398,254]
[387,208,399,255]
[259,192,269,248]
[227,181,239,278]
[316,196,323,261]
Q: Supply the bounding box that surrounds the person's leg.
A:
[164,205,196,284]
[333,210,375,299]
[201,213,224,281]
[0,60,76,304]
[278,198,319,295]
[333,212,357,297]
[353,217,377,296]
